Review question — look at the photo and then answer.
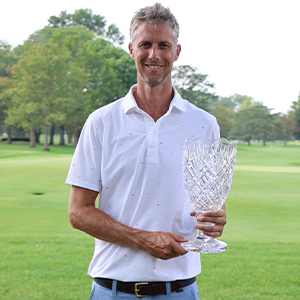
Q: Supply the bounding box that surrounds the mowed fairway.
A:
[0,141,299,299]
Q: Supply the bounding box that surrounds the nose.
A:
[148,45,159,60]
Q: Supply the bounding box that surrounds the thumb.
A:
[190,210,196,217]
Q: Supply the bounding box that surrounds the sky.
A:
[1,0,300,114]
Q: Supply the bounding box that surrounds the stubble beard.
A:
[138,70,172,87]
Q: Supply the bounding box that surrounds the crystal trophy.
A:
[182,137,237,253]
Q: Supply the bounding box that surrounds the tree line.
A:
[0,9,299,150]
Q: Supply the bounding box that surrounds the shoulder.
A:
[172,88,216,122]
[80,98,125,139]
[89,98,125,122]
[181,99,219,138]
[183,99,217,122]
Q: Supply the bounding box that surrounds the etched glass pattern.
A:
[182,137,237,253]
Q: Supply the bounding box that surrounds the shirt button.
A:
[151,131,155,135]
[150,144,155,148]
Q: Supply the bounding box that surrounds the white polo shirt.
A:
[66,85,220,281]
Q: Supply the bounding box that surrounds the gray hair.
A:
[130,3,180,44]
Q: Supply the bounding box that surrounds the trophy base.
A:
[182,238,227,253]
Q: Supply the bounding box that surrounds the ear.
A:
[128,43,135,60]
[174,44,181,62]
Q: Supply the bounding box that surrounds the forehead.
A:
[134,22,175,43]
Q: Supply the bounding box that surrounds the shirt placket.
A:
[144,116,158,165]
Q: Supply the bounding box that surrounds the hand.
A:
[136,231,189,260]
[190,210,227,238]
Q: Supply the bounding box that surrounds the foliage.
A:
[1,10,300,147]
[229,104,276,145]
[2,21,136,148]
[0,41,17,77]
[211,106,234,138]
[280,112,296,141]
[172,65,218,112]
[290,96,300,139]
[0,41,17,143]
[235,94,261,110]
[6,43,87,149]
[48,9,125,45]
[211,96,237,110]
[0,77,13,125]
[85,39,136,108]
[211,94,256,112]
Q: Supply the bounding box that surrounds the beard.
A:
[137,68,172,87]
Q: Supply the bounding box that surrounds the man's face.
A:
[129,22,181,87]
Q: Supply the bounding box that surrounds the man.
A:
[66,3,226,299]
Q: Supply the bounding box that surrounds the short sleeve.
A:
[209,117,221,141]
[65,114,103,192]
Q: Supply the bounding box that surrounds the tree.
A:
[0,76,14,142]
[106,24,126,45]
[211,94,257,112]
[229,104,275,146]
[83,38,136,110]
[211,96,237,110]
[280,112,296,144]
[0,41,16,77]
[10,24,136,147]
[232,94,258,111]
[172,65,217,112]
[211,106,234,138]
[6,43,87,150]
[14,26,92,146]
[271,114,290,146]
[0,41,17,143]
[290,96,300,139]
[48,9,125,45]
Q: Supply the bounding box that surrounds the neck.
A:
[134,79,174,122]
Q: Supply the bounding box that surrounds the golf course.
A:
[0,140,299,299]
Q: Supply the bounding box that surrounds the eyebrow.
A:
[139,40,171,45]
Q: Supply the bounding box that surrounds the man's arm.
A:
[68,185,188,260]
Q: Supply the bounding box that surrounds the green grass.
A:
[198,142,300,300]
[0,142,93,299]
[0,141,300,299]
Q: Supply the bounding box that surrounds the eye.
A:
[140,42,151,48]
[160,43,170,49]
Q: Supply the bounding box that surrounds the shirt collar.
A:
[122,85,139,114]
[123,85,186,115]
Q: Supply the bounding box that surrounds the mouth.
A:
[145,64,163,70]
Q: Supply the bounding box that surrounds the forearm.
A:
[69,203,142,248]
[68,186,188,259]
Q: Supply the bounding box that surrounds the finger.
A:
[202,209,225,218]
[168,232,189,243]
[167,240,189,256]
[202,230,223,238]
[196,222,225,237]
[164,234,188,255]
[170,242,188,256]
[197,223,223,231]
[198,216,227,226]
[155,233,188,259]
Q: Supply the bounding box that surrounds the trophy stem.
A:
[181,216,227,253]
